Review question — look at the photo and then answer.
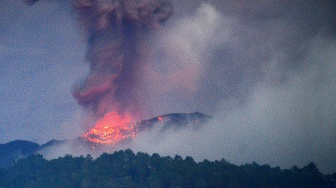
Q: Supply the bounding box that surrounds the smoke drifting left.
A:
[26,0,173,129]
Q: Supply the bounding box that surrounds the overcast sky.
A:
[1,0,336,173]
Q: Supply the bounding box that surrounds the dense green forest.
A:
[0,149,335,188]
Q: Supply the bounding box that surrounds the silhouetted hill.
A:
[0,140,39,168]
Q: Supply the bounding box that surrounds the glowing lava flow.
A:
[81,111,135,145]
[158,116,164,121]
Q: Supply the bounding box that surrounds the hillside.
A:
[0,140,39,169]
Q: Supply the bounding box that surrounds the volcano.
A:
[0,112,210,168]
[82,112,211,146]
[42,112,211,153]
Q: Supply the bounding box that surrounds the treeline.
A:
[0,149,335,188]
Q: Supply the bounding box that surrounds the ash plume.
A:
[26,0,173,122]
[71,0,172,121]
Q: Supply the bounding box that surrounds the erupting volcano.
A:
[24,0,172,146]
[81,111,211,146]
[82,112,211,147]
[69,0,173,146]
[24,0,214,148]
[81,111,135,145]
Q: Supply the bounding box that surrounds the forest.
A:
[0,149,335,188]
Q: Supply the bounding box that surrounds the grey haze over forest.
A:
[0,0,335,173]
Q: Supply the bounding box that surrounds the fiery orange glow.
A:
[82,111,135,145]
[158,116,164,121]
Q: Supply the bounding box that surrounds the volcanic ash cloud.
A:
[24,0,173,143]
[70,0,173,121]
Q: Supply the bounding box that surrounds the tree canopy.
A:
[0,149,335,188]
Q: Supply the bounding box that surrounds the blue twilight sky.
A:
[1,0,336,173]
[0,0,87,143]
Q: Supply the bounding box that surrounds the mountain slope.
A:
[0,140,39,168]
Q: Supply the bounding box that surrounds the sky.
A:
[1,0,336,173]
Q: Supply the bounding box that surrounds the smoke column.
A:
[70,0,172,123]
[26,0,173,124]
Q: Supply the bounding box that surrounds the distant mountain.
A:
[0,140,39,168]
[0,112,211,168]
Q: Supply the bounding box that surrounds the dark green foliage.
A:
[0,150,335,188]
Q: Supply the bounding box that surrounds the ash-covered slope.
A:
[0,112,210,167]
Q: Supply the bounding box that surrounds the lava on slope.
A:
[0,113,211,161]
[81,112,211,148]
[81,111,135,145]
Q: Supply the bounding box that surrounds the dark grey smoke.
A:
[70,0,172,123]
[26,0,173,125]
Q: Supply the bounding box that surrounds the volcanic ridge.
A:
[0,112,210,168]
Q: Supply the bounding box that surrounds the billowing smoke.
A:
[126,1,336,173]
[71,0,172,124]
[27,0,173,126]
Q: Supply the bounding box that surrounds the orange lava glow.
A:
[158,116,163,121]
[82,111,135,145]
